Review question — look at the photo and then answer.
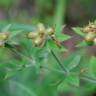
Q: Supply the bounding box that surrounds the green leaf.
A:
[72,27,85,37]
[57,34,70,41]
[1,24,11,32]
[0,21,35,32]
[76,41,88,47]
[89,56,96,77]
[55,25,65,34]
[10,30,23,39]
[94,20,96,24]
[58,75,79,92]
[4,70,17,80]
[58,80,70,92]
[66,75,79,87]
[67,55,81,71]
[47,40,67,52]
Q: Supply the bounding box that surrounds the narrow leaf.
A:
[81,75,96,84]
[72,27,85,37]
[67,55,81,71]
[1,24,11,32]
[76,41,88,47]
[57,34,71,41]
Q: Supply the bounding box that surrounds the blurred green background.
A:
[0,0,96,96]
[0,0,96,25]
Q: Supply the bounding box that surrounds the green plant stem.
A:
[80,75,96,84]
[50,50,68,74]
[7,44,65,74]
[54,0,66,33]
[40,65,64,74]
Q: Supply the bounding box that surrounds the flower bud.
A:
[0,32,10,40]
[85,32,95,45]
[38,31,46,38]
[89,22,96,28]
[82,27,90,33]
[46,27,55,36]
[37,23,45,32]
[82,22,96,33]
[27,32,38,39]
[33,37,45,47]
[85,32,95,42]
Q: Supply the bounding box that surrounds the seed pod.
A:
[27,32,38,39]
[82,22,96,33]
[46,27,55,36]
[37,23,45,32]
[82,27,90,33]
[89,22,96,28]
[85,32,95,41]
[0,32,10,40]
[33,36,45,47]
[85,32,95,45]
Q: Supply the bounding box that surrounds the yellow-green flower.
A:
[0,32,10,47]
[27,23,61,47]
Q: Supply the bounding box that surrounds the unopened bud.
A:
[85,32,95,42]
[82,27,90,33]
[37,23,45,32]
[27,32,38,39]
[33,37,45,47]
[0,32,10,40]
[46,27,55,36]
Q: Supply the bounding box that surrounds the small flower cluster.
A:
[26,23,61,47]
[82,22,96,45]
[0,32,10,47]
